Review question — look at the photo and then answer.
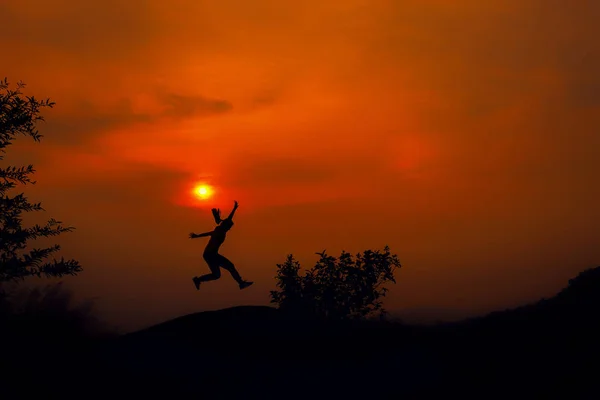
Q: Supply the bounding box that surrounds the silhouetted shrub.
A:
[0,282,110,341]
[270,246,401,320]
[565,266,600,298]
[0,78,81,282]
[555,266,600,313]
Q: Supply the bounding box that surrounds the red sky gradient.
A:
[2,0,599,331]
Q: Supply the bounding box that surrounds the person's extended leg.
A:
[193,259,221,290]
[216,254,253,289]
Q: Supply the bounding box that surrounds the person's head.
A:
[211,208,222,224]
[220,218,234,231]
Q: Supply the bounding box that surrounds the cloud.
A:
[42,100,151,145]
[42,90,232,145]
[0,1,159,62]
[224,155,337,188]
[43,160,192,210]
[158,92,232,118]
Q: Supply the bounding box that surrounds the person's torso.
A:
[204,229,226,254]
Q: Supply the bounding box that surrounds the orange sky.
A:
[2,0,599,331]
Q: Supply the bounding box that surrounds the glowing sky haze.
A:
[1,0,599,330]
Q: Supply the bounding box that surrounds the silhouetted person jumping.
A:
[190,200,253,290]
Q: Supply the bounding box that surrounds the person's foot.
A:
[193,277,201,290]
[239,281,254,290]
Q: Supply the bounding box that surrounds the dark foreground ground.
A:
[2,269,599,399]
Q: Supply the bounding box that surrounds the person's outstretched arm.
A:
[189,231,213,239]
[226,200,239,220]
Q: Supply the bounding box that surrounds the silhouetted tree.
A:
[0,78,81,283]
[270,246,401,320]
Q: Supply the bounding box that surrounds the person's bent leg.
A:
[217,255,244,285]
[197,271,220,282]
[198,260,221,282]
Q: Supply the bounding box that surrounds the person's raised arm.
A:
[226,200,239,220]
[189,231,213,239]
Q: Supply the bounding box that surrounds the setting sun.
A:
[193,184,214,200]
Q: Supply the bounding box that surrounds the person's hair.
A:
[211,208,222,224]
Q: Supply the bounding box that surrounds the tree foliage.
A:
[270,246,401,320]
[0,78,81,282]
